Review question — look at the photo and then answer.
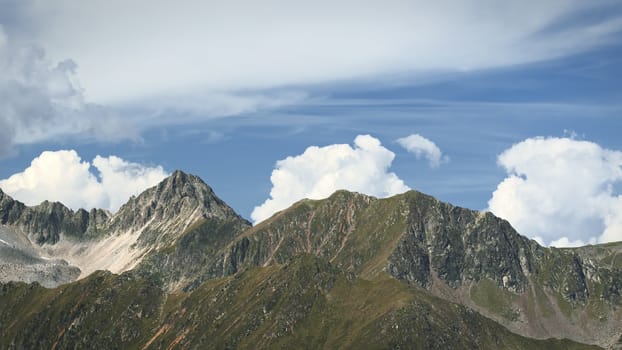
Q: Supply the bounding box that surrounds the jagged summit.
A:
[212,187,622,346]
[149,170,212,200]
[121,170,230,213]
[110,170,246,234]
[0,187,10,201]
[1,172,621,348]
[0,170,250,286]
[166,169,205,187]
[152,170,234,215]
[0,170,245,244]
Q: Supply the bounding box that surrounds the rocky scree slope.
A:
[0,170,249,288]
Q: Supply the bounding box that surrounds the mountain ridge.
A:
[1,171,621,348]
[0,170,250,287]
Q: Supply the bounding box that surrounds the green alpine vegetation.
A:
[1,171,621,349]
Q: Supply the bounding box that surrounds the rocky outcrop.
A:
[0,171,250,289]
[0,189,111,244]
[189,189,622,347]
[1,172,621,347]
[134,215,251,291]
[0,259,80,288]
[0,224,82,288]
[109,170,245,241]
[387,192,536,292]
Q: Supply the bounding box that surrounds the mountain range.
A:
[0,171,621,349]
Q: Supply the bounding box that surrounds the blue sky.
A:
[1,1,622,247]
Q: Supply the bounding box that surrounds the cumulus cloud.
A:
[397,134,448,167]
[251,135,410,224]
[0,26,138,155]
[0,150,168,212]
[488,137,622,247]
[91,155,170,211]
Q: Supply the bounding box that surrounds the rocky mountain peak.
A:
[108,170,248,247]
[0,170,248,252]
[0,188,17,208]
[116,171,237,217]
[0,190,20,223]
[36,200,71,214]
[150,170,222,208]
[164,169,202,190]
[2,172,622,347]
[0,171,252,288]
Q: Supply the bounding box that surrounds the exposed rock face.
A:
[0,170,249,288]
[0,259,80,288]
[0,189,25,226]
[135,215,251,291]
[0,189,111,244]
[386,193,536,292]
[204,189,616,304]
[109,170,246,244]
[1,172,621,348]
[191,189,622,347]
[0,225,81,288]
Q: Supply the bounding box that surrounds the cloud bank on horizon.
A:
[0,150,168,212]
[488,137,622,247]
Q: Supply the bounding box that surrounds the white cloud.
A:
[128,90,310,125]
[0,150,168,212]
[488,137,622,246]
[2,2,622,151]
[9,1,622,104]
[397,134,448,167]
[0,26,138,155]
[0,23,303,154]
[251,135,409,224]
[91,155,170,211]
[549,237,587,248]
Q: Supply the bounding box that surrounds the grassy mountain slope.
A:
[188,189,622,347]
[0,255,600,349]
[1,172,621,348]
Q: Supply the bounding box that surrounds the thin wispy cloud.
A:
[1,1,621,153]
[9,1,622,103]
